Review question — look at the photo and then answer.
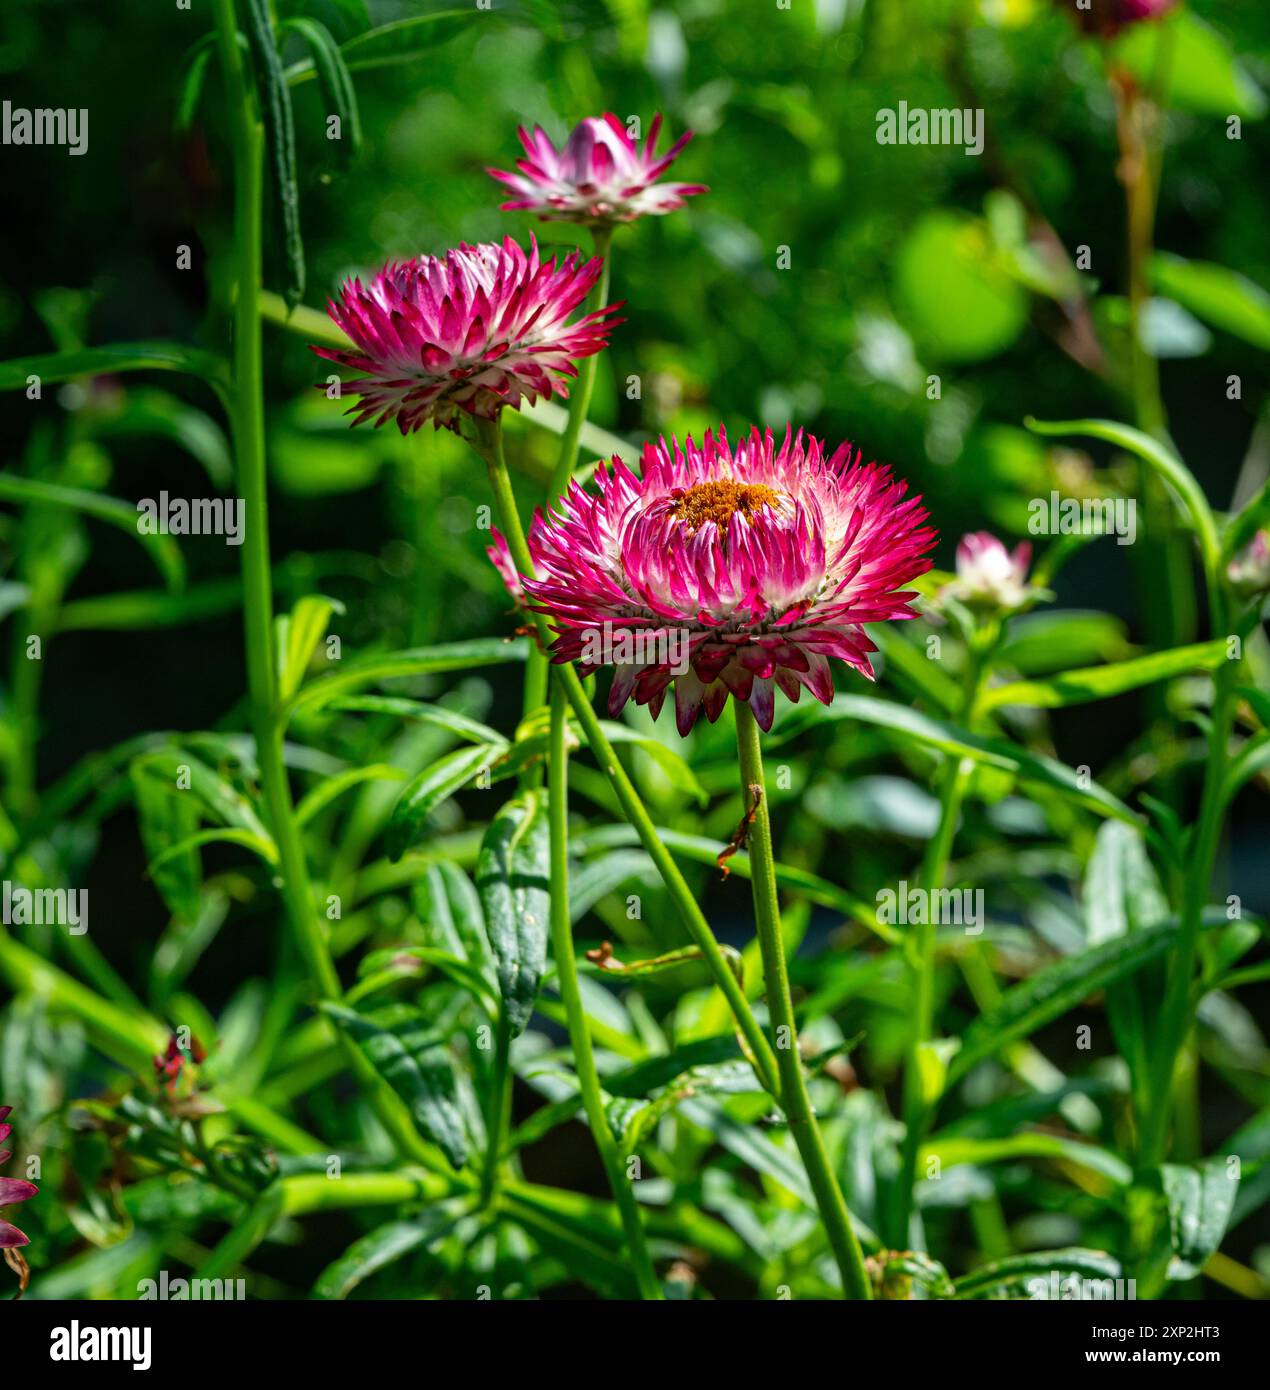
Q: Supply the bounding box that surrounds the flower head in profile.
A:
[488,114,707,226]
[0,1106,38,1250]
[943,532,1035,613]
[490,426,936,735]
[1061,0,1176,38]
[313,236,622,434]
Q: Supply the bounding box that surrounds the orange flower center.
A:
[670,479,780,533]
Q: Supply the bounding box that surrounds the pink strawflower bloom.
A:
[945,532,1033,612]
[313,236,622,434]
[488,114,707,226]
[489,426,936,735]
[0,1106,37,1249]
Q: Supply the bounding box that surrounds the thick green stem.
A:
[212,0,443,1171]
[733,700,871,1299]
[548,677,662,1298]
[472,416,780,1097]
[891,642,986,1247]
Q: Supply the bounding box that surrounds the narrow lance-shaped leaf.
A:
[953,1248,1124,1300]
[323,1003,467,1168]
[946,913,1228,1087]
[0,342,226,393]
[981,640,1229,712]
[244,0,304,309]
[1083,821,1169,1099]
[1024,416,1221,604]
[279,17,363,162]
[276,594,344,702]
[0,475,185,593]
[130,761,202,923]
[768,694,1139,826]
[284,12,471,85]
[312,1206,462,1300]
[476,791,550,1037]
[1161,1157,1240,1280]
[414,863,495,990]
[385,743,502,862]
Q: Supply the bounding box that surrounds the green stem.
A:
[1140,659,1238,1165]
[521,227,614,718]
[891,640,987,1248]
[471,416,780,1098]
[733,700,871,1299]
[212,0,442,1172]
[547,676,662,1298]
[480,1010,512,1206]
[547,225,613,505]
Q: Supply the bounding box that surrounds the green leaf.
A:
[574,823,889,940]
[312,1207,462,1299]
[146,827,279,873]
[476,792,550,1037]
[1152,253,1270,352]
[413,862,495,990]
[605,1035,746,1099]
[1024,418,1221,593]
[245,0,305,309]
[175,34,218,134]
[356,945,492,1008]
[55,579,242,633]
[332,695,507,749]
[130,760,202,922]
[1085,822,1169,947]
[595,721,708,805]
[283,637,526,721]
[323,1002,468,1168]
[0,342,226,392]
[96,388,233,489]
[384,744,501,861]
[921,1133,1131,1189]
[295,762,405,825]
[285,11,471,84]
[0,475,185,592]
[1083,822,1168,1097]
[981,641,1228,712]
[996,611,1132,676]
[277,594,344,702]
[1161,1157,1239,1280]
[946,914,1224,1086]
[770,694,1139,825]
[1225,730,1270,806]
[588,943,745,990]
[1116,11,1266,121]
[279,16,363,162]
[132,750,271,843]
[953,1248,1124,1300]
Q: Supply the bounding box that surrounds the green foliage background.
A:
[0,0,1267,1301]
